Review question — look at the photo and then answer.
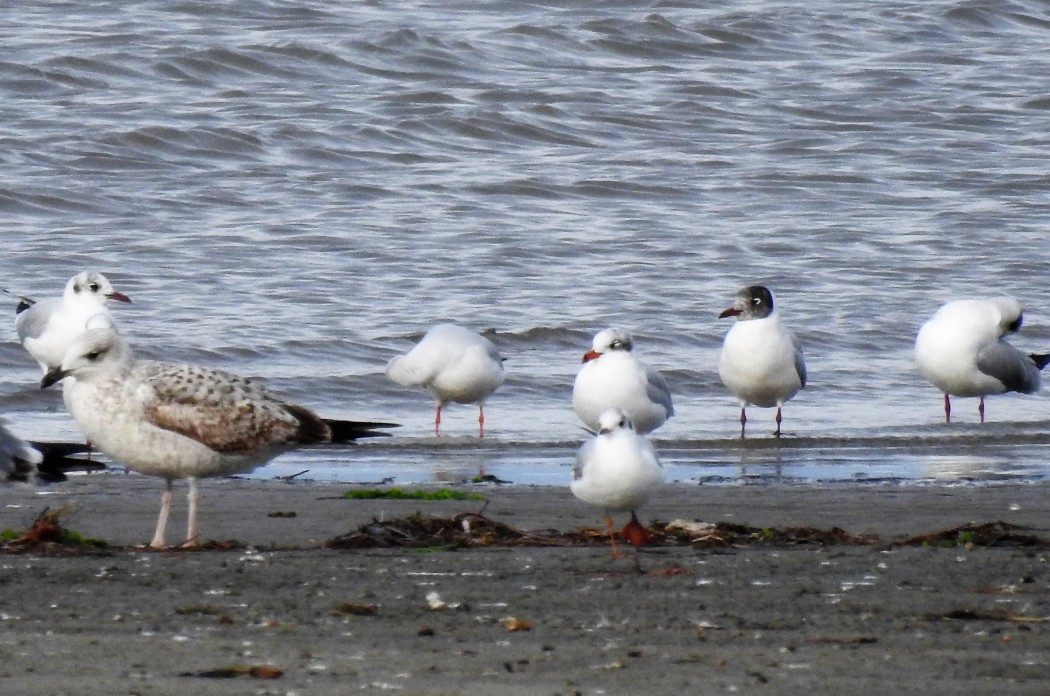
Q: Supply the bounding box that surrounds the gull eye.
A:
[752,297,761,305]
[86,350,103,361]
[89,283,100,292]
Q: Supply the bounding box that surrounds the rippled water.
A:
[3,0,1050,486]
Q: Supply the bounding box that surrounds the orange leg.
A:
[434,404,443,435]
[620,511,654,548]
[478,403,485,438]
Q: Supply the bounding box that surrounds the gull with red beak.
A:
[718,285,806,438]
[572,327,673,435]
[915,297,1050,422]
[11,270,131,374]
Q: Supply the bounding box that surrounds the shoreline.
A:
[1,476,1048,695]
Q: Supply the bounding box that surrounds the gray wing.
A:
[14,298,57,342]
[644,365,674,416]
[976,341,1042,393]
[794,341,807,389]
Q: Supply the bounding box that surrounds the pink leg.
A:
[978,396,985,423]
[150,480,174,549]
[774,406,783,438]
[433,404,443,435]
[944,393,951,423]
[478,403,485,438]
[183,477,200,548]
[739,407,747,439]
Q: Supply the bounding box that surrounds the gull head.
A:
[583,327,633,362]
[597,407,634,435]
[41,326,134,389]
[719,284,774,321]
[67,271,131,305]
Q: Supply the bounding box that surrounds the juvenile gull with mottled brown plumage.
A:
[42,326,393,549]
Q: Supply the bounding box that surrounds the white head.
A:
[583,327,633,362]
[597,407,634,435]
[40,326,135,389]
[63,271,131,307]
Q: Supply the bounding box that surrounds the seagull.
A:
[11,271,131,373]
[385,323,505,436]
[571,408,665,556]
[42,326,395,549]
[1,419,43,483]
[915,297,1050,422]
[0,419,96,484]
[718,285,807,438]
[572,328,673,435]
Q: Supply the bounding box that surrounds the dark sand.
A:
[2,475,1049,695]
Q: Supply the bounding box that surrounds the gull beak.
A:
[582,349,602,363]
[718,307,742,319]
[41,367,66,390]
[107,291,132,303]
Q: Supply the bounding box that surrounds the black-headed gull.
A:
[385,323,505,436]
[42,326,394,549]
[12,271,131,373]
[718,285,807,438]
[572,328,674,435]
[915,297,1050,422]
[570,408,665,556]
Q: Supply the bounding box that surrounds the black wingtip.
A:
[323,418,399,444]
[1030,353,1050,371]
[23,441,104,484]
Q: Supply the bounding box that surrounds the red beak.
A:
[108,292,132,303]
[718,307,741,319]
[582,349,602,363]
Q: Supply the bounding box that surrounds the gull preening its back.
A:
[570,408,665,556]
[915,297,1050,422]
[385,323,505,436]
[718,285,807,438]
[42,326,394,549]
[12,271,131,373]
[572,327,673,435]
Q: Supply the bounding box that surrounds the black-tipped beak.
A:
[108,291,131,303]
[41,367,66,390]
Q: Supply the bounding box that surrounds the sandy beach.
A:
[1,475,1048,695]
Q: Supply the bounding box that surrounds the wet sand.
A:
[1,475,1049,695]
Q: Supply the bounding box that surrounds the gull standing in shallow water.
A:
[718,285,807,438]
[11,271,131,373]
[570,408,665,556]
[42,327,395,549]
[385,323,504,436]
[572,328,673,435]
[915,297,1050,423]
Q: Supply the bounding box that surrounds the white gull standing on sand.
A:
[43,326,395,549]
[385,323,504,436]
[571,408,665,556]
[572,327,673,435]
[11,271,131,373]
[915,297,1050,422]
[718,285,807,438]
